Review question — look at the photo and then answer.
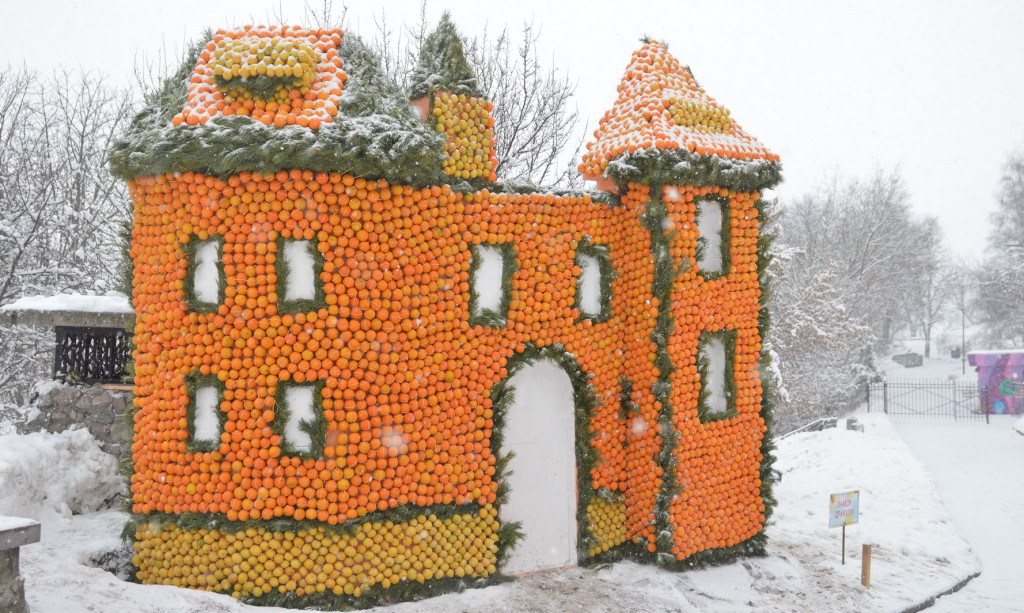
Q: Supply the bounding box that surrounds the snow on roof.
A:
[579,41,778,179]
[0,515,38,533]
[1,294,132,314]
[174,25,346,129]
[0,293,132,329]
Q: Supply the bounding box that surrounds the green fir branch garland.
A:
[617,375,638,423]
[573,237,615,323]
[486,342,599,563]
[272,379,327,459]
[274,235,327,314]
[696,329,738,423]
[183,234,226,313]
[184,372,227,454]
[605,147,782,194]
[467,242,517,328]
[694,196,731,281]
[108,32,448,187]
[754,196,780,541]
[639,185,682,558]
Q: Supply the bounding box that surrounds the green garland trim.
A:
[275,236,327,314]
[272,379,327,459]
[694,196,731,281]
[618,375,638,423]
[639,185,682,557]
[211,73,304,102]
[127,500,490,539]
[696,329,738,423]
[183,234,226,314]
[468,242,517,328]
[754,195,779,543]
[574,238,614,323]
[124,502,513,611]
[606,148,782,194]
[184,372,227,454]
[487,342,600,563]
[108,33,448,187]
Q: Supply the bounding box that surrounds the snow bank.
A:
[0,293,131,314]
[0,429,123,530]
[769,414,978,609]
[13,412,981,612]
[1015,415,1024,436]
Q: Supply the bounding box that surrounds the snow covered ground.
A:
[892,416,1024,612]
[0,414,985,612]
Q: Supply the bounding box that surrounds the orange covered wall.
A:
[129,171,766,561]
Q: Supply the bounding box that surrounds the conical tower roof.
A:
[580,41,778,181]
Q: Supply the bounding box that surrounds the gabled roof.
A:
[579,41,778,180]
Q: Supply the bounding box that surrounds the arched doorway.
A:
[500,358,578,574]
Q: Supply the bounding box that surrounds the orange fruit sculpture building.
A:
[111,17,781,609]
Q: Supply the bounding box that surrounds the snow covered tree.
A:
[408,12,482,99]
[0,67,131,407]
[767,168,951,430]
[974,151,1024,347]
[769,253,875,432]
[778,169,940,350]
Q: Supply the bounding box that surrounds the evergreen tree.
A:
[408,12,482,99]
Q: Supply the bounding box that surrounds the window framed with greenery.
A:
[468,242,517,327]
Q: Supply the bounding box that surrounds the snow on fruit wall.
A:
[117,22,779,611]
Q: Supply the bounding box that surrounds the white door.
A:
[501,359,577,574]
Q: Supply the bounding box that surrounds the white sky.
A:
[2,0,1022,258]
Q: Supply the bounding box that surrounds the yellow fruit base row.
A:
[586,497,628,557]
[133,504,499,600]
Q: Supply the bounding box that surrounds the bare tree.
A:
[465,24,582,187]
[0,66,132,406]
[899,218,951,357]
[974,151,1024,347]
[354,6,584,187]
[779,168,934,349]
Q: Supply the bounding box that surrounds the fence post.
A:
[951,379,956,422]
[984,386,989,424]
[883,382,888,415]
[865,384,870,412]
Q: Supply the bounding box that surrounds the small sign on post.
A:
[829,490,859,564]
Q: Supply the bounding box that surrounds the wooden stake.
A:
[841,524,846,565]
[861,544,872,588]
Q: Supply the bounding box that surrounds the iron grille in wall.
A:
[53,326,131,384]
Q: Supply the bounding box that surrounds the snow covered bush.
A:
[0,428,123,523]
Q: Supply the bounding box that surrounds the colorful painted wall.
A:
[968,351,1024,415]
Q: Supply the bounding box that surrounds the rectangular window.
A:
[274,381,326,458]
[185,237,224,312]
[575,241,612,322]
[186,374,224,453]
[697,330,737,422]
[695,199,729,278]
[277,238,324,312]
[469,243,515,326]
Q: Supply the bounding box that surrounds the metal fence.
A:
[867,379,989,422]
[53,326,131,384]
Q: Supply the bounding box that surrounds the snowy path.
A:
[893,416,1024,612]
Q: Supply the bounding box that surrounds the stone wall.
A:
[22,382,133,460]
[0,548,26,613]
